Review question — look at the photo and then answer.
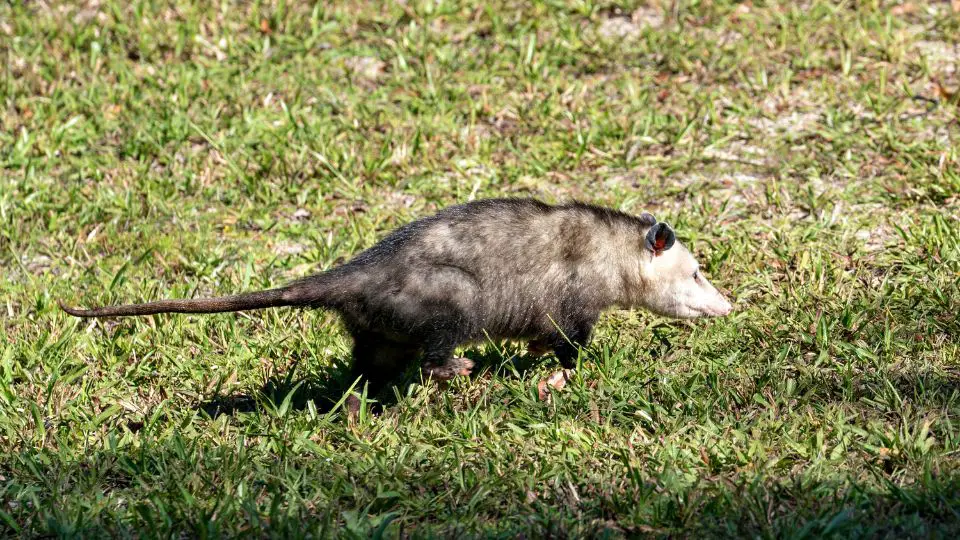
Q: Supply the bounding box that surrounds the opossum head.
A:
[635,219,733,319]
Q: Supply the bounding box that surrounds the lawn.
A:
[2,0,959,537]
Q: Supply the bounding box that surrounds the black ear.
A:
[639,212,656,226]
[645,223,676,256]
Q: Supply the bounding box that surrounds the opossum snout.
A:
[662,272,734,319]
[693,279,733,318]
[700,295,733,317]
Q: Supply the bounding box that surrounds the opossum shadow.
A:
[196,347,558,418]
[197,357,361,418]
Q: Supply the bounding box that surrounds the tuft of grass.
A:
[2,0,959,536]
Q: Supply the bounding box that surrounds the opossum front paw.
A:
[537,369,575,402]
[423,357,474,381]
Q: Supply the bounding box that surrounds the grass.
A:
[2,0,959,536]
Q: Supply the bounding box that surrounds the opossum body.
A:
[62,199,733,393]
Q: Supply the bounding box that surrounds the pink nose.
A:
[714,298,733,316]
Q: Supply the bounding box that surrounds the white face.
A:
[640,240,733,319]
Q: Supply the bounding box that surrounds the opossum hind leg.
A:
[349,332,418,397]
[420,337,474,381]
[423,356,474,381]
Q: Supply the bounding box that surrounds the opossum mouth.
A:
[693,302,732,317]
[649,300,732,319]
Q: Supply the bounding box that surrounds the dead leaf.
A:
[953,0,960,13]
[933,79,958,105]
[345,394,361,424]
[344,56,386,81]
[103,103,122,120]
[598,17,640,40]
[536,381,549,401]
[259,18,272,34]
[890,3,916,16]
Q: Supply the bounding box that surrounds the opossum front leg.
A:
[526,338,553,357]
[547,318,597,369]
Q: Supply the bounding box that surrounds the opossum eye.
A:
[693,270,699,280]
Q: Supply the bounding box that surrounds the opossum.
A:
[61,198,733,393]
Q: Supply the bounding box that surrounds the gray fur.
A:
[62,198,731,394]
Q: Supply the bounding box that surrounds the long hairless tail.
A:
[59,278,332,318]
